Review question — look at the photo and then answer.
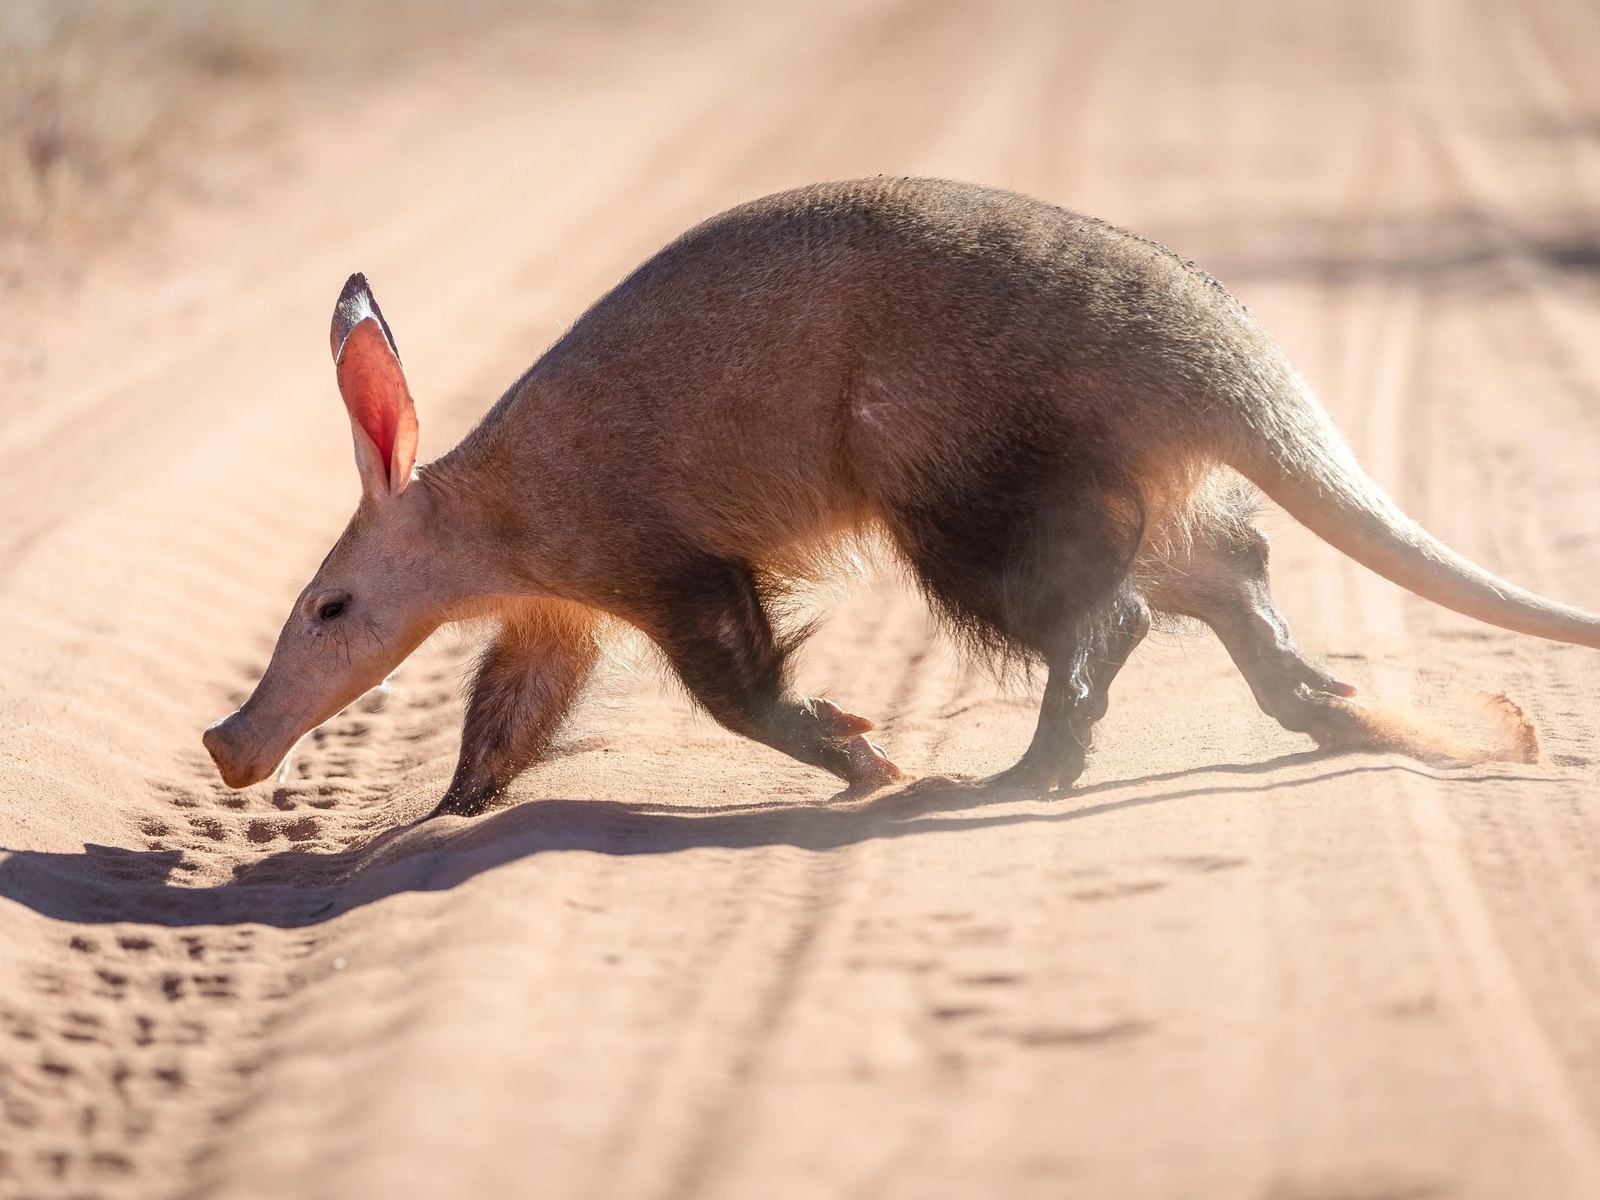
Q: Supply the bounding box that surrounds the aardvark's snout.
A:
[203,712,278,789]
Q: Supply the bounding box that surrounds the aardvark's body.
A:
[204,178,1600,815]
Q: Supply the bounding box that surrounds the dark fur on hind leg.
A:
[885,419,1147,672]
[882,422,1148,790]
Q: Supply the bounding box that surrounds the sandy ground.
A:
[4,0,1600,1196]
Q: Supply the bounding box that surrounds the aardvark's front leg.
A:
[637,557,904,795]
[430,600,601,819]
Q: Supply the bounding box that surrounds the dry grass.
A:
[0,0,539,267]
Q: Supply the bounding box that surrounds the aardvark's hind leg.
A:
[881,451,1150,793]
[1146,521,1378,750]
[987,589,1151,790]
[637,556,904,794]
[431,600,601,819]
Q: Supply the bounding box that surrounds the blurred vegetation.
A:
[0,0,535,251]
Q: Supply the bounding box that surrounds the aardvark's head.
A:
[203,274,450,789]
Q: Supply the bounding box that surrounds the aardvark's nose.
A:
[202,712,273,789]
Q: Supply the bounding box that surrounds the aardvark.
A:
[203,178,1600,817]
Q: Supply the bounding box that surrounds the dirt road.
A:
[4,1,1600,1196]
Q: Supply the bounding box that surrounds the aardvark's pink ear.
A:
[330,273,419,498]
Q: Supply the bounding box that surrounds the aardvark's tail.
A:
[1224,379,1600,650]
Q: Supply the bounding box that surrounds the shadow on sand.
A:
[0,753,1553,929]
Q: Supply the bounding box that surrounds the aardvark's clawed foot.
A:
[981,755,1065,794]
[425,775,501,821]
[811,697,877,737]
[838,734,906,796]
[810,698,905,795]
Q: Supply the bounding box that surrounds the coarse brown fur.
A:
[205,177,1597,815]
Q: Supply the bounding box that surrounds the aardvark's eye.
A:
[318,600,346,621]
